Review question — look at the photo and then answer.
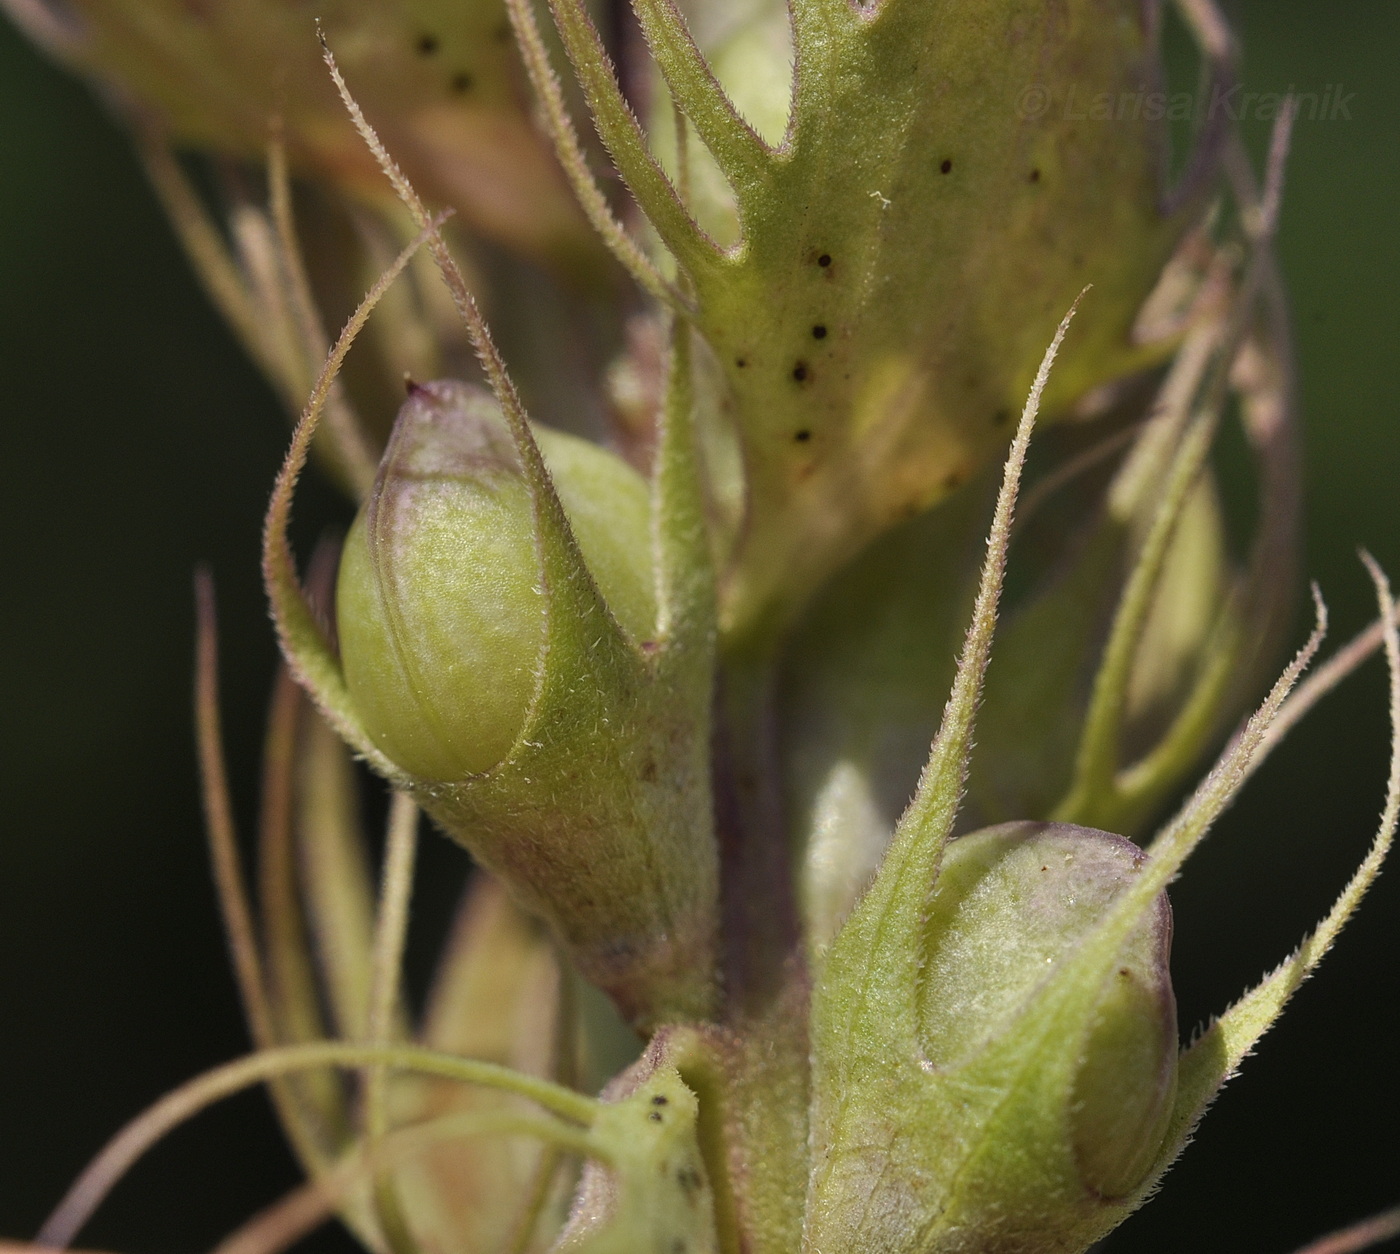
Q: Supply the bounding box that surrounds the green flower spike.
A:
[263,56,720,1031]
[509,0,1229,644]
[807,282,1400,1253]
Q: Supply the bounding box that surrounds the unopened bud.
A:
[337,379,653,781]
[809,821,1178,1254]
[921,822,1178,1208]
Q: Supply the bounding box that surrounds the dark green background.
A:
[1,4,1396,1252]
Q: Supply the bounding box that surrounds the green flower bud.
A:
[337,379,654,782]
[326,377,717,1027]
[809,821,1177,1254]
[920,823,1178,1205]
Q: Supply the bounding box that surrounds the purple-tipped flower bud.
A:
[337,379,654,782]
[331,380,717,1026]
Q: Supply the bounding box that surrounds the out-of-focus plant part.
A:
[7,0,1400,1252]
[192,589,583,1254]
[0,0,596,266]
[0,0,632,506]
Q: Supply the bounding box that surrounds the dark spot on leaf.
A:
[1030,168,1042,183]
[993,408,1011,426]
[942,470,965,492]
[735,356,748,368]
[817,253,832,267]
[940,158,953,174]
[792,362,809,382]
[1119,967,1131,977]
[416,33,440,55]
[640,758,658,782]
[811,324,827,339]
[649,1110,664,1122]
[1041,865,1048,872]
[676,1165,703,1198]
[794,429,812,443]
[639,639,659,654]
[451,72,474,93]
[652,1094,669,1105]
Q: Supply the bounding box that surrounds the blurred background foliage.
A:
[0,3,1395,1252]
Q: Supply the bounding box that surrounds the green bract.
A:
[263,217,723,1026]
[529,0,1216,643]
[555,1055,720,1254]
